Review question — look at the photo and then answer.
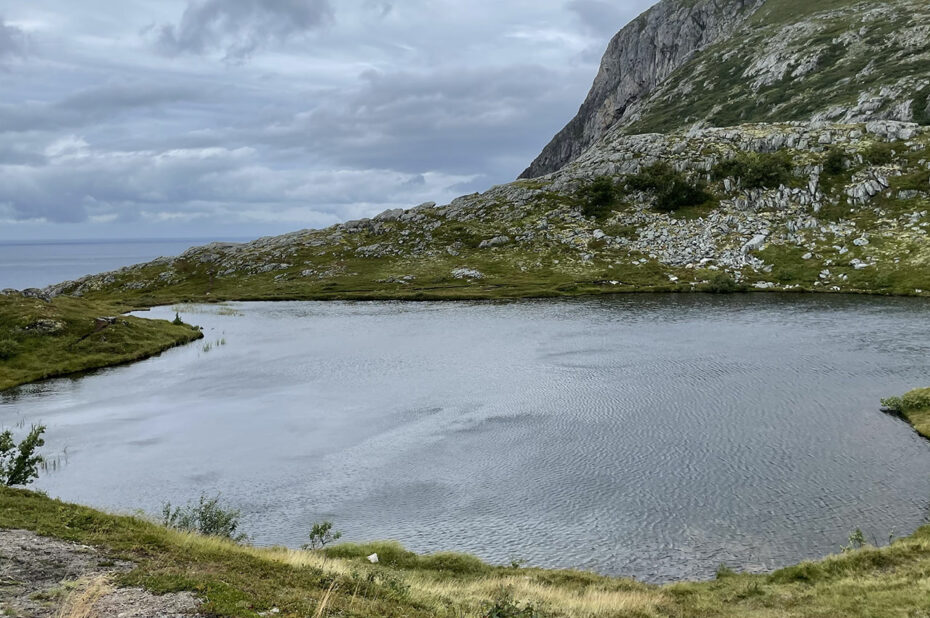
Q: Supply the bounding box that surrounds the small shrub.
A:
[162,494,247,542]
[704,272,745,294]
[883,389,930,413]
[823,147,846,175]
[0,337,19,361]
[172,312,184,326]
[627,163,713,213]
[712,151,793,189]
[881,396,904,413]
[864,142,894,166]
[843,528,867,552]
[303,520,342,550]
[913,88,930,126]
[481,588,545,618]
[716,564,736,579]
[578,176,619,219]
[0,424,46,486]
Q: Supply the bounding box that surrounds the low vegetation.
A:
[711,151,794,189]
[0,295,203,391]
[162,494,248,542]
[305,521,343,550]
[5,485,930,617]
[578,176,619,219]
[627,163,714,213]
[863,141,896,166]
[881,387,930,437]
[0,424,45,486]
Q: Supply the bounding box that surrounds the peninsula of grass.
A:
[0,295,202,392]
[882,388,930,438]
[4,485,930,617]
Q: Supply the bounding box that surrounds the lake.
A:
[3,294,930,583]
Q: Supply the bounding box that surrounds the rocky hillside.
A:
[40,119,930,304]
[26,0,930,305]
[521,0,763,178]
[523,0,930,178]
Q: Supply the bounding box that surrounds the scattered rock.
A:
[478,235,511,249]
[0,529,199,618]
[451,268,484,280]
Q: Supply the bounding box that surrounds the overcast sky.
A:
[0,0,656,241]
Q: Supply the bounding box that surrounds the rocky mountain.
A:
[523,0,930,178]
[27,0,930,305]
[520,0,764,179]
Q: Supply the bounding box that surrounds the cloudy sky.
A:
[0,0,656,241]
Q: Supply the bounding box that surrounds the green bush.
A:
[303,520,342,550]
[162,493,248,542]
[0,425,46,487]
[882,389,930,413]
[703,272,746,294]
[0,337,18,361]
[481,588,546,618]
[823,147,846,175]
[864,142,895,166]
[627,163,713,213]
[578,176,619,219]
[712,151,793,189]
[914,88,930,126]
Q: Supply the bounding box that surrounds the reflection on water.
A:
[3,294,930,582]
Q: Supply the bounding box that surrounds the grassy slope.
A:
[3,487,930,617]
[0,295,203,391]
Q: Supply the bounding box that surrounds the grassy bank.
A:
[883,388,930,439]
[0,295,203,392]
[3,486,930,617]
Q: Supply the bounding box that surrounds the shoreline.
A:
[3,289,928,393]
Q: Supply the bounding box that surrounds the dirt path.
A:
[0,529,198,617]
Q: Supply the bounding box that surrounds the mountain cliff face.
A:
[523,0,930,178]
[520,0,763,179]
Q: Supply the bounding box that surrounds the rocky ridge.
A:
[525,0,930,178]
[38,119,930,302]
[521,0,762,178]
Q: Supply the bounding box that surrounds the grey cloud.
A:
[0,0,658,239]
[363,1,393,18]
[156,0,333,59]
[0,81,209,134]
[250,64,590,176]
[0,18,25,59]
[567,0,637,38]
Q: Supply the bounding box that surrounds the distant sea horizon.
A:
[0,237,251,291]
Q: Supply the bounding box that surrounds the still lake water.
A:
[3,295,930,582]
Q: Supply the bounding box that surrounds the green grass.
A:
[0,295,203,391]
[5,486,930,616]
[883,387,930,437]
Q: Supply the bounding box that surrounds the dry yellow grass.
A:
[54,576,112,618]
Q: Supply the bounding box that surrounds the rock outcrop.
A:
[520,0,762,179]
[522,0,930,178]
